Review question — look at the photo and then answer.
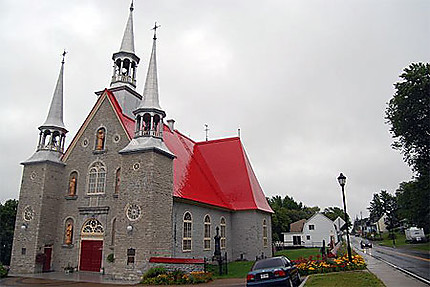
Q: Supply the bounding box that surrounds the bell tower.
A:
[10,53,68,274]
[110,1,140,89]
[112,27,175,279]
[101,0,142,119]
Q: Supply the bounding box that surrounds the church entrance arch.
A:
[79,218,104,272]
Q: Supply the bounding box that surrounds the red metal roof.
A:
[107,90,273,213]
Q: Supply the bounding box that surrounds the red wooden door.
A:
[79,240,103,272]
[43,247,52,272]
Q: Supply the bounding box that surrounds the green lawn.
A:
[208,261,254,279]
[305,271,385,287]
[377,232,429,251]
[379,232,407,247]
[275,248,321,260]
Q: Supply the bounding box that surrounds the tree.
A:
[386,62,430,176]
[0,199,18,265]
[385,62,430,232]
[268,195,319,242]
[396,179,430,233]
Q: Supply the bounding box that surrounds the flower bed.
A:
[141,267,213,285]
[292,254,366,276]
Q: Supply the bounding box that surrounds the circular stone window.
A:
[113,134,121,143]
[23,206,34,221]
[126,204,142,221]
[133,162,140,170]
[30,172,37,180]
[82,138,89,147]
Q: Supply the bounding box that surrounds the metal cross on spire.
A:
[204,124,209,141]
[61,50,67,64]
[151,22,161,40]
[130,0,134,11]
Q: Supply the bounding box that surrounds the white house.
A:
[282,213,338,248]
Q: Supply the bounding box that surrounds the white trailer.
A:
[405,227,426,242]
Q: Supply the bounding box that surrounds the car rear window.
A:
[252,258,283,270]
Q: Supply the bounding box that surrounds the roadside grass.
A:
[208,261,254,279]
[379,232,407,247]
[275,248,321,260]
[377,232,429,251]
[305,270,385,287]
[409,243,430,252]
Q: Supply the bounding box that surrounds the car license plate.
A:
[261,273,269,279]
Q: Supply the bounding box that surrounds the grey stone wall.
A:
[173,202,273,263]
[10,161,65,274]
[110,150,174,280]
[230,210,273,261]
[172,200,232,261]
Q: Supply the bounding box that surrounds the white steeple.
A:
[120,24,174,158]
[110,1,140,89]
[24,52,68,165]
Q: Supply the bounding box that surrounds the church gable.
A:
[61,91,130,200]
[63,91,131,162]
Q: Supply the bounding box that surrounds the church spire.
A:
[139,22,162,111]
[119,1,135,54]
[42,51,66,130]
[24,52,68,165]
[120,24,174,158]
[110,1,140,89]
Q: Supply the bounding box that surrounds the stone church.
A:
[10,3,272,279]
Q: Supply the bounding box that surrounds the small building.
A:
[376,214,388,234]
[282,213,337,248]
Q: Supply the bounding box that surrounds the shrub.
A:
[140,268,212,285]
[0,264,8,278]
[106,253,114,263]
[141,266,168,282]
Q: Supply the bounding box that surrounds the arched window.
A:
[64,218,74,245]
[87,162,106,194]
[220,217,226,249]
[68,172,78,196]
[95,128,106,150]
[263,219,268,247]
[114,168,121,194]
[82,218,104,236]
[204,215,211,250]
[183,212,192,252]
[143,113,151,135]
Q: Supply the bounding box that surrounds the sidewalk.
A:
[354,247,428,287]
[0,273,245,287]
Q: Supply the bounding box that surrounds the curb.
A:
[298,275,309,287]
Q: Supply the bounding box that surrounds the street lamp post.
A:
[338,173,352,262]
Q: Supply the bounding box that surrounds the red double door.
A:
[79,240,103,272]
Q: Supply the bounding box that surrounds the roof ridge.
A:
[196,136,240,145]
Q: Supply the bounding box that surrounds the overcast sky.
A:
[1,0,428,220]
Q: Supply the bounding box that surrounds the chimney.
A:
[167,119,175,131]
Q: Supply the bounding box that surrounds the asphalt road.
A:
[351,236,430,282]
